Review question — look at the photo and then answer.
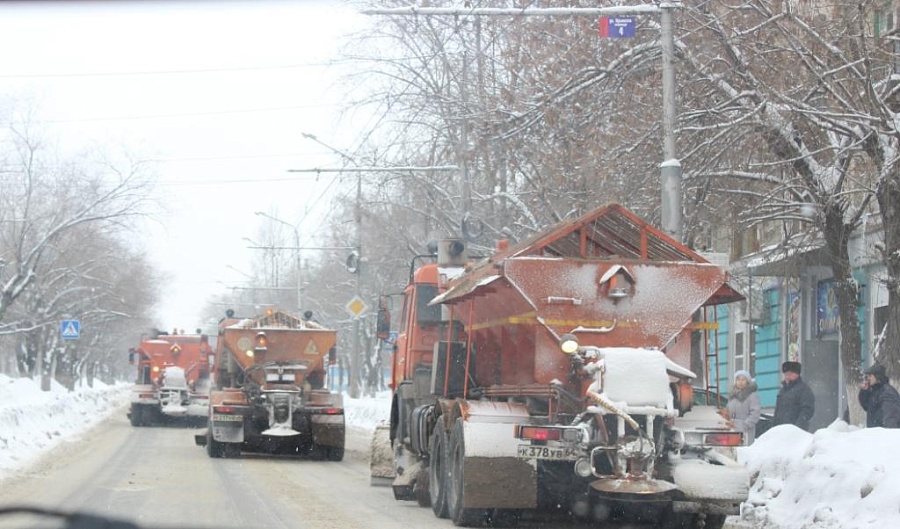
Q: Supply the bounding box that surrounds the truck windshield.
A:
[415,285,442,325]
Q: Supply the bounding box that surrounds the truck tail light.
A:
[518,426,562,441]
[138,393,155,399]
[703,432,743,446]
[311,407,343,415]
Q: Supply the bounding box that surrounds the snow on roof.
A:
[430,274,501,305]
[438,265,467,281]
[740,237,824,273]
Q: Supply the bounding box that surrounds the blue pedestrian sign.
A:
[61,319,81,340]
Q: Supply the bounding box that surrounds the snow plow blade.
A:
[370,422,395,486]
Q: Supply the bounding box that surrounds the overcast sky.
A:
[0,0,371,331]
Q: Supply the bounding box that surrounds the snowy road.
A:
[0,407,648,529]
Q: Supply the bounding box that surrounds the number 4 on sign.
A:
[598,16,636,39]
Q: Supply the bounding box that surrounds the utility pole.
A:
[292,136,461,398]
[363,3,684,242]
[254,212,302,314]
[352,171,363,398]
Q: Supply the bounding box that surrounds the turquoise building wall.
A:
[753,288,782,408]
[709,305,730,395]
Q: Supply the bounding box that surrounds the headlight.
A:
[559,333,579,354]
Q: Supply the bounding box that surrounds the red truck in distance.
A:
[128,329,213,426]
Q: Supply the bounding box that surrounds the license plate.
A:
[517,444,577,461]
[212,414,243,422]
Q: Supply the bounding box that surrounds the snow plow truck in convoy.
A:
[128,330,213,426]
[371,203,750,528]
[194,309,345,460]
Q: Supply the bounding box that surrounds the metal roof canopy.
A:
[504,203,706,262]
[437,203,743,306]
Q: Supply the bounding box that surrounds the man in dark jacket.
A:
[858,363,900,429]
[773,361,816,431]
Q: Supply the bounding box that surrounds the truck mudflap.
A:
[210,405,249,443]
[310,413,344,447]
[463,456,536,509]
[461,421,537,510]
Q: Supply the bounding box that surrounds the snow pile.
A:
[342,391,391,453]
[736,421,900,528]
[0,374,131,480]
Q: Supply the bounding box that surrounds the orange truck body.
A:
[196,309,345,460]
[377,204,748,528]
[128,332,213,426]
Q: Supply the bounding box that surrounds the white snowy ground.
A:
[0,373,132,480]
[0,374,390,481]
[734,421,900,528]
[2,375,898,528]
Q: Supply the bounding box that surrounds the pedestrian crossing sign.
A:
[61,319,81,340]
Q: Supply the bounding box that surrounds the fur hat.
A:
[782,361,802,375]
[864,363,886,380]
[734,369,752,382]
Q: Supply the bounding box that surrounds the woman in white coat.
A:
[725,370,762,445]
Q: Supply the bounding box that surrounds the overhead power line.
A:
[25,104,326,125]
[287,166,459,173]
[0,62,341,79]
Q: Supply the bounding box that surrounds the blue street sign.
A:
[599,16,635,39]
[61,319,81,340]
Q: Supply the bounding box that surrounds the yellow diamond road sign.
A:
[346,296,368,318]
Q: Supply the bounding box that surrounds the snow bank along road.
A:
[0,409,663,529]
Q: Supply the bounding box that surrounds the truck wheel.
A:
[206,432,224,458]
[129,404,142,427]
[429,425,449,518]
[142,406,157,427]
[447,418,488,527]
[326,446,344,461]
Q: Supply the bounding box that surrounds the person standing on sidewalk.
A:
[773,361,815,432]
[725,370,762,444]
[858,363,900,429]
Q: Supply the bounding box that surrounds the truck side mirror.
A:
[376,307,391,340]
[128,348,135,365]
[208,354,216,369]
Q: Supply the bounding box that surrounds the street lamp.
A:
[254,212,302,314]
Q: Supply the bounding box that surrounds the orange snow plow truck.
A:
[371,203,750,529]
[128,330,213,426]
[195,309,345,460]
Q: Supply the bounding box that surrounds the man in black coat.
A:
[858,363,900,429]
[772,361,816,431]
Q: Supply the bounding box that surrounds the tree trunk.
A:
[822,203,864,425]
[876,173,900,382]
